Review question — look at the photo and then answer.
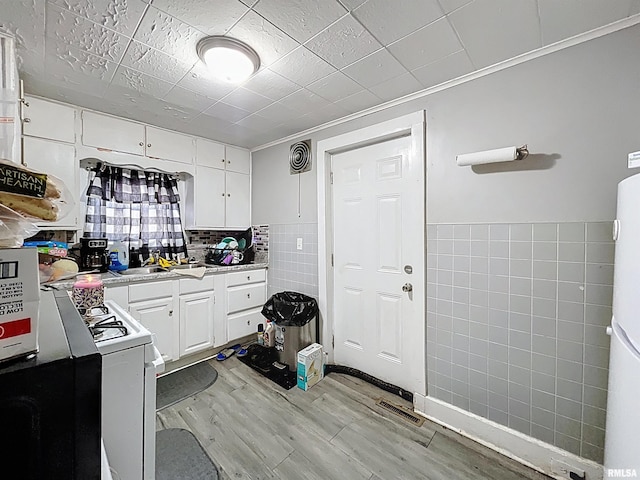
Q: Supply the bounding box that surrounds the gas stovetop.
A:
[81,305,129,343]
[72,298,154,355]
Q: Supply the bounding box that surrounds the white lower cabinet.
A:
[179,292,214,357]
[129,296,179,363]
[226,269,267,343]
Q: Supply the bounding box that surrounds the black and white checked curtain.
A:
[84,165,186,257]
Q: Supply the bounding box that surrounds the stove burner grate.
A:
[81,305,129,341]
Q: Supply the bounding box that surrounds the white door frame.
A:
[316,111,427,396]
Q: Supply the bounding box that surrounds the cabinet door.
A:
[145,126,194,164]
[225,145,251,174]
[225,171,250,228]
[104,285,129,307]
[82,111,145,156]
[179,291,214,357]
[194,166,225,228]
[22,136,78,228]
[129,297,179,363]
[196,138,225,169]
[23,96,76,143]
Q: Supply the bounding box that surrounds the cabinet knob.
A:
[169,310,173,316]
[139,142,144,146]
[227,160,231,164]
[221,159,225,163]
[227,193,230,197]
[247,320,250,325]
[23,117,31,123]
[221,193,225,197]
[147,143,151,147]
[247,275,251,281]
[247,293,251,298]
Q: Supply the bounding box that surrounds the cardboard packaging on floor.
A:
[297,343,324,391]
[0,247,39,362]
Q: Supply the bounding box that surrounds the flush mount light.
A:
[196,36,260,84]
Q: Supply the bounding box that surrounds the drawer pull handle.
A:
[247,320,250,325]
[247,293,251,298]
[247,275,251,280]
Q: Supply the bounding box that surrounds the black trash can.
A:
[262,291,318,371]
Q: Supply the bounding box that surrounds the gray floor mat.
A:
[156,428,219,480]
[156,361,218,410]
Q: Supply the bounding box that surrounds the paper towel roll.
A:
[456,146,518,166]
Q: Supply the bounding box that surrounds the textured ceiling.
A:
[1,0,639,149]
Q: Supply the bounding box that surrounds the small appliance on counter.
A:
[79,238,110,272]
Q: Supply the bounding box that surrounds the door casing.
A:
[316,111,427,396]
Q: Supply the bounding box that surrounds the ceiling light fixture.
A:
[196,36,260,84]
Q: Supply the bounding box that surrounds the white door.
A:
[332,134,424,393]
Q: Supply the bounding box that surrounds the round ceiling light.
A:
[196,36,260,84]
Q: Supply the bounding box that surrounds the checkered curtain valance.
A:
[83,165,186,257]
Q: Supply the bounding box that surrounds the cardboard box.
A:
[0,247,40,362]
[297,343,324,391]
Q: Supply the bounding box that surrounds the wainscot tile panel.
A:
[267,223,318,299]
[426,222,613,463]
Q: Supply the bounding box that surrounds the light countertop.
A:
[47,262,269,290]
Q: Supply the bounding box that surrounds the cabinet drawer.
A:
[227,283,266,314]
[227,308,264,340]
[179,276,215,294]
[129,280,174,302]
[227,269,266,287]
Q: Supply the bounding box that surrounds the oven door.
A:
[143,340,164,480]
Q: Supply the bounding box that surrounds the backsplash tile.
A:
[267,223,318,299]
[426,222,613,463]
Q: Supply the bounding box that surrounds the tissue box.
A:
[0,247,40,362]
[297,343,324,391]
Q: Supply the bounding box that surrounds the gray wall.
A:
[251,24,640,463]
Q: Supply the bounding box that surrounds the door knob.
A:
[402,283,413,292]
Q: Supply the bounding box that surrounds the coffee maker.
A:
[79,238,110,272]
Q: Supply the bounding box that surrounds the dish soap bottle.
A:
[108,240,129,271]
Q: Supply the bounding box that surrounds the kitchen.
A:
[0,1,639,479]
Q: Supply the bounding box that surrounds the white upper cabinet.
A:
[185,165,226,229]
[196,138,225,169]
[225,146,251,174]
[144,126,194,165]
[82,111,145,156]
[225,171,250,229]
[82,112,195,164]
[23,96,76,144]
[22,136,78,229]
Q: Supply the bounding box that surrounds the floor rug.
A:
[156,361,218,410]
[156,428,219,480]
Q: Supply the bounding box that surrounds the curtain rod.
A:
[79,157,183,178]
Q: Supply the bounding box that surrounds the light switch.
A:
[296,238,303,250]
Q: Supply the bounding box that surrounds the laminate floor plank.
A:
[157,357,550,480]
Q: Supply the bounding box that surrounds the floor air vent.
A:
[376,398,425,427]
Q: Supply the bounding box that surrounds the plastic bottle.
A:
[264,321,275,347]
[257,324,264,346]
[108,240,129,271]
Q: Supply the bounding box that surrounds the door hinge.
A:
[330,171,334,184]
[332,334,335,349]
[331,253,334,267]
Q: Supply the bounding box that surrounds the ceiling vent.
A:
[289,140,311,174]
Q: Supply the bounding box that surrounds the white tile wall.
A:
[426,222,613,463]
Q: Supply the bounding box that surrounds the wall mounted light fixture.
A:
[196,36,260,83]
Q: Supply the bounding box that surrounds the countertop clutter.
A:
[46,262,268,290]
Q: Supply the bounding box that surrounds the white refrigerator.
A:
[605,172,640,473]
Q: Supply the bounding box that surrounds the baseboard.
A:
[414,394,603,480]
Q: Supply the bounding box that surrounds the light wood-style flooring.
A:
[156,357,550,480]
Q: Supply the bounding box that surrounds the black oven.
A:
[0,290,102,479]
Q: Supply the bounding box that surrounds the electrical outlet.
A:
[296,238,303,250]
[551,459,585,480]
